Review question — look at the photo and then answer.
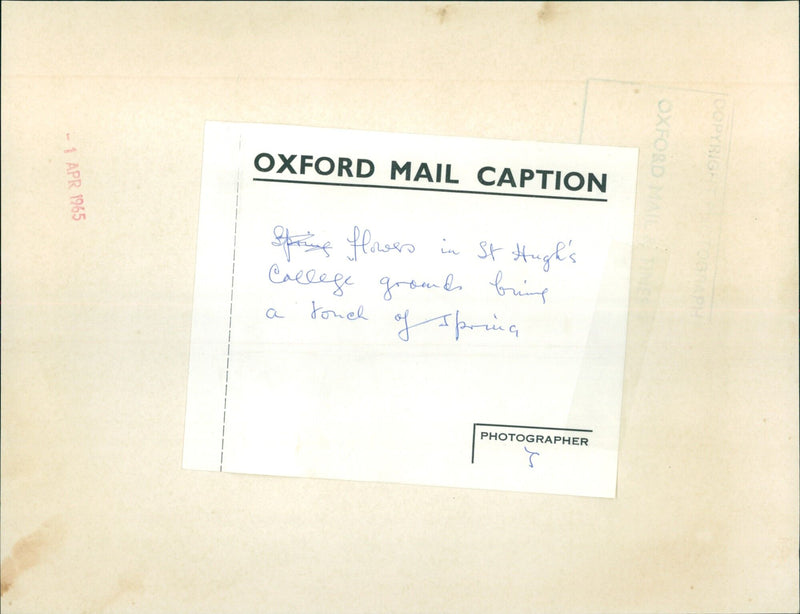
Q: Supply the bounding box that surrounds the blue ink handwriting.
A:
[441,238,460,256]
[379,272,462,301]
[489,270,548,303]
[310,300,367,321]
[393,311,450,342]
[271,225,332,262]
[524,447,540,468]
[512,240,576,272]
[394,309,519,342]
[477,240,503,261]
[265,307,285,319]
[268,263,354,297]
[346,225,415,262]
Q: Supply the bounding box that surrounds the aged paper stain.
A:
[90,571,145,613]
[0,517,65,596]
[537,1,554,23]
[430,4,453,24]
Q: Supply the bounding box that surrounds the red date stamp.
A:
[64,133,85,220]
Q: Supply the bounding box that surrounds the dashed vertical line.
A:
[220,134,242,471]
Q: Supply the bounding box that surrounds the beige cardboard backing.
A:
[2,2,797,612]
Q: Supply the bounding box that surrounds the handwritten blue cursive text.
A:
[394,309,520,342]
[512,240,576,272]
[489,270,548,303]
[310,300,367,321]
[268,263,354,297]
[271,225,332,262]
[379,273,462,301]
[346,225,416,262]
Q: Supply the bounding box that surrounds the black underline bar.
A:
[475,423,594,433]
[252,177,608,202]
